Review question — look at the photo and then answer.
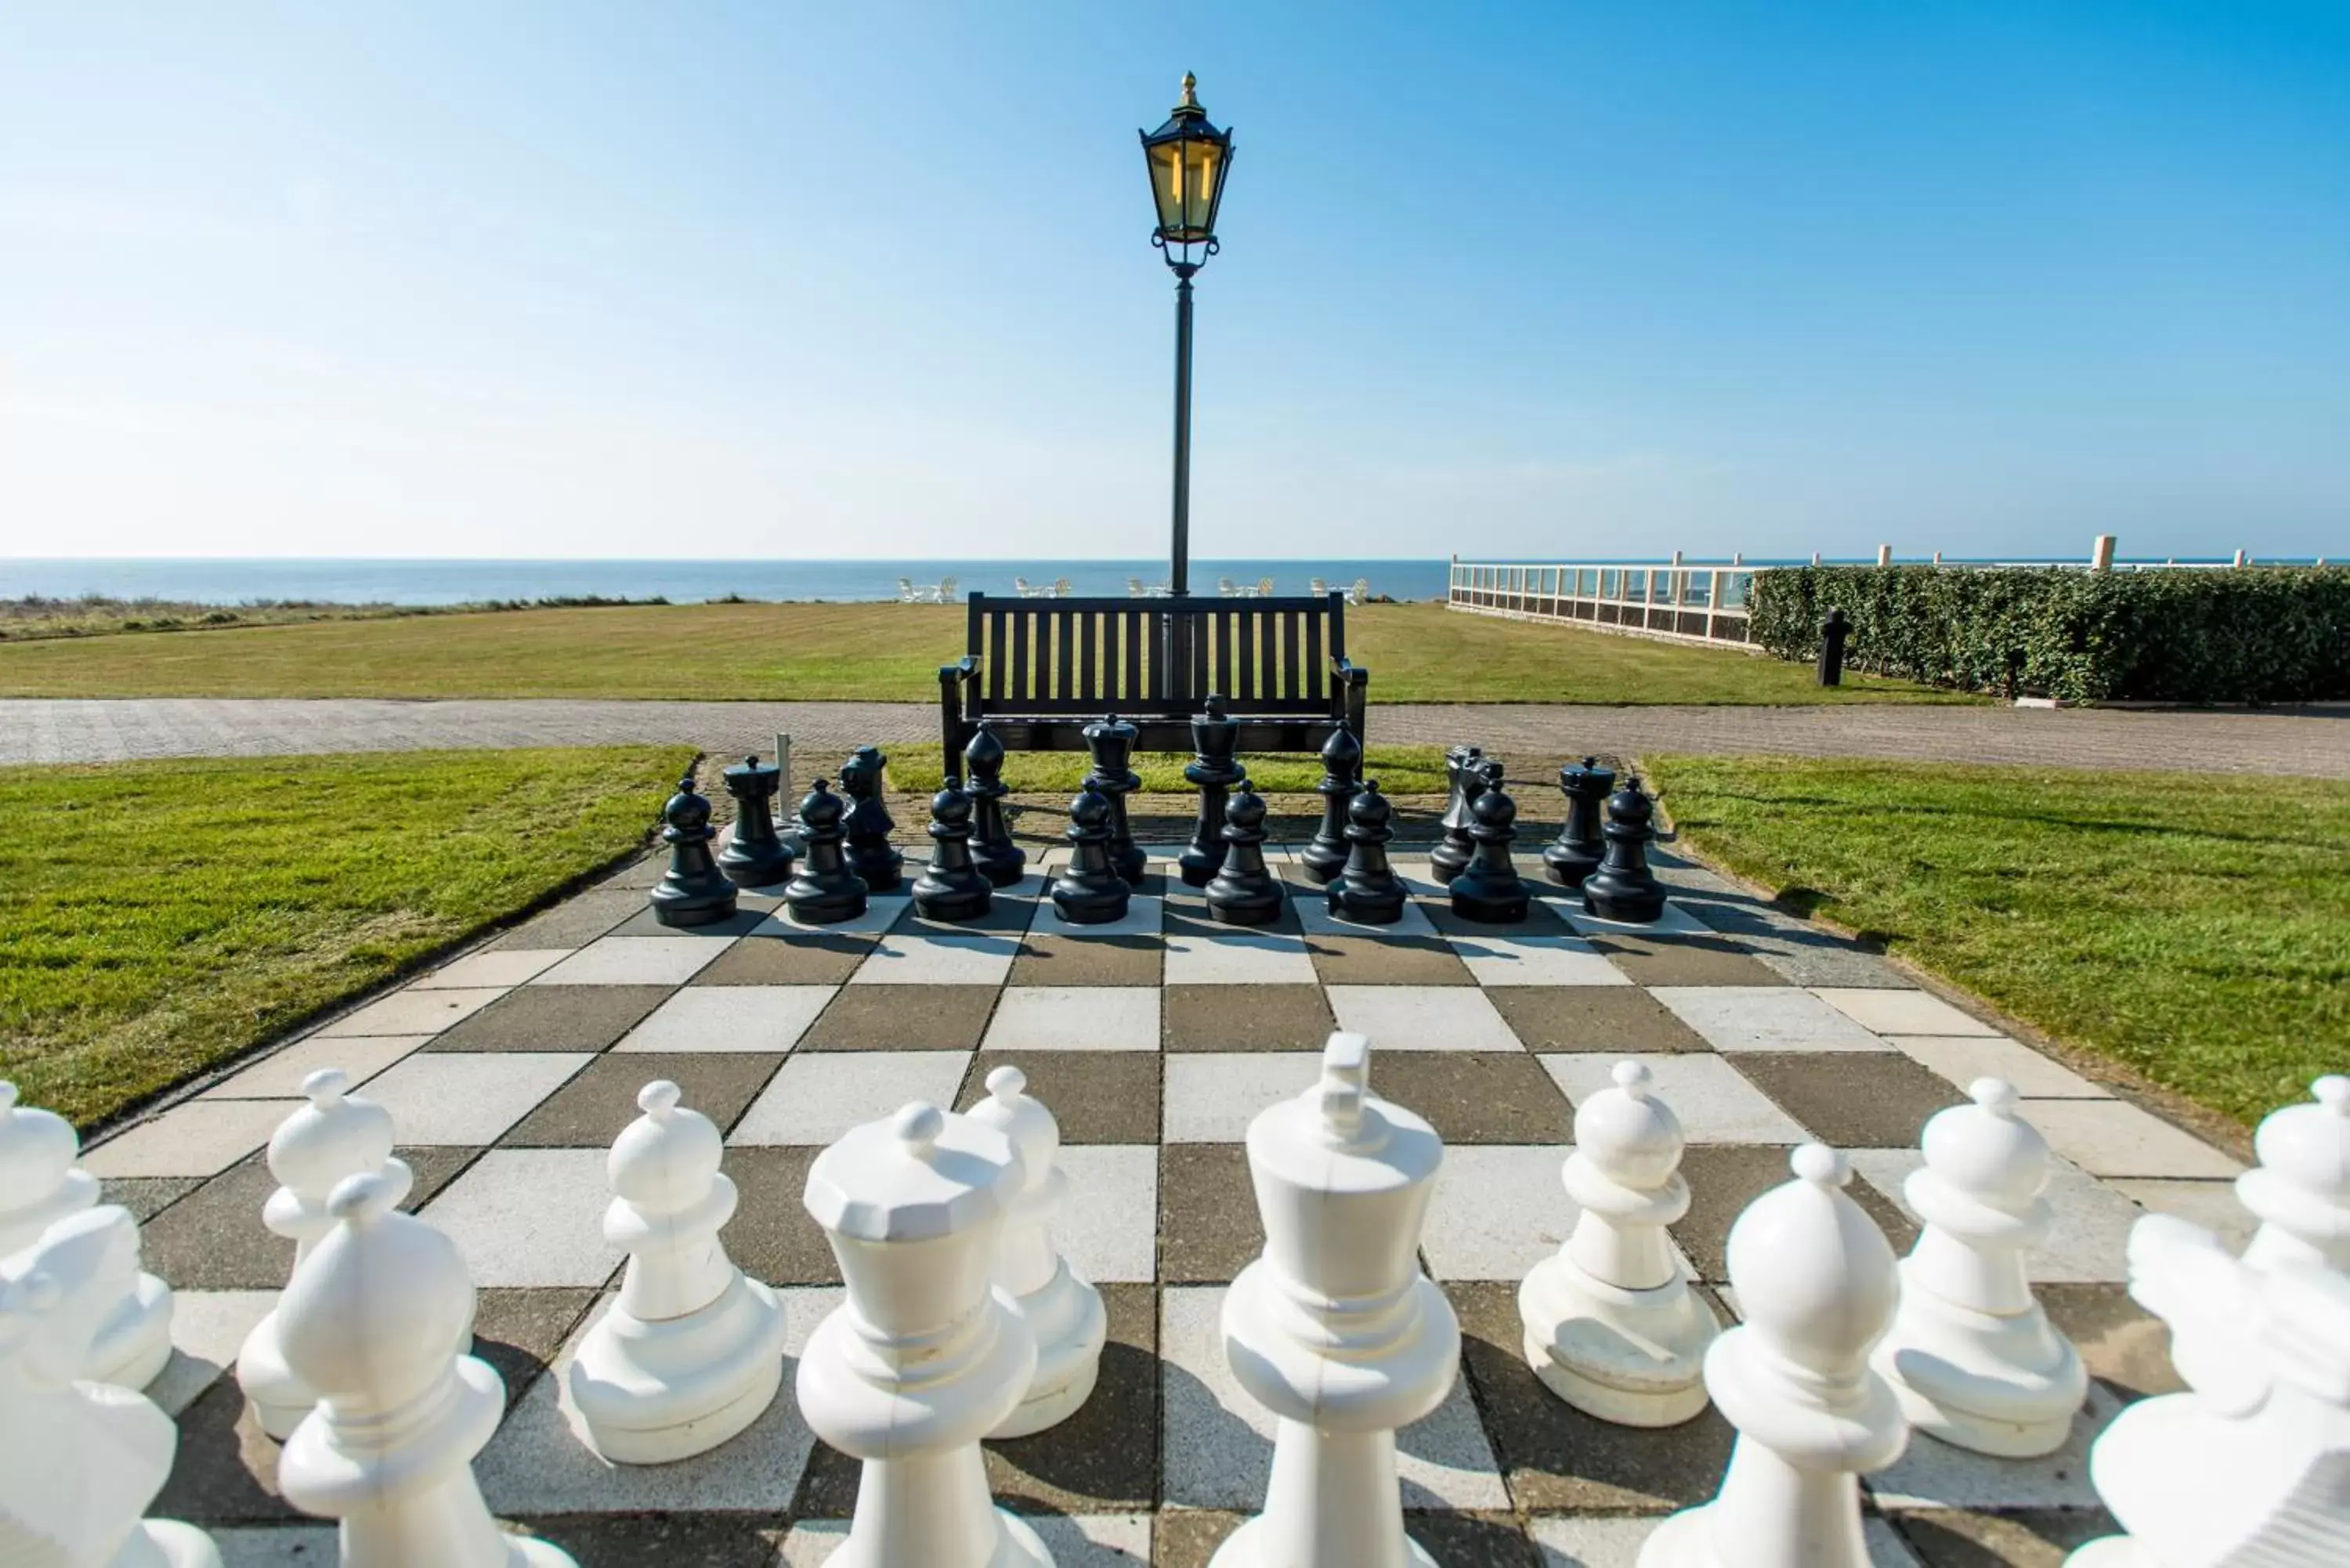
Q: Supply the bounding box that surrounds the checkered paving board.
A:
[89,836,2258,1568]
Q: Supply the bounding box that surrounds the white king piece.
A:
[1213,1032,1460,1568]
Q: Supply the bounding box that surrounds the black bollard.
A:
[1298,721,1363,887]
[1541,756,1615,889]
[649,771,740,927]
[1817,608,1850,688]
[1179,695,1245,888]
[963,723,1027,888]
[1082,714,1148,887]
[718,753,797,889]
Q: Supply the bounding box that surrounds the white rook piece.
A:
[1639,1145,1908,1568]
[1213,1032,1459,1568]
[277,1173,577,1568]
[797,1102,1054,1568]
[1872,1078,2087,1457]
[567,1079,786,1463]
[1519,1060,1720,1425]
[2237,1074,2350,1278]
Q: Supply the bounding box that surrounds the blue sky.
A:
[3,2,2345,562]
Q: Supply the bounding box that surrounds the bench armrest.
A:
[1330,655,1368,688]
[939,656,979,685]
[938,658,980,784]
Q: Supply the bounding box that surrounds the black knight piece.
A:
[1050,783,1131,925]
[911,785,993,923]
[1206,779,1284,927]
[649,771,739,927]
[1427,743,1488,883]
[783,779,870,926]
[1448,761,1529,923]
[1582,774,1668,923]
[1328,779,1407,925]
[1542,756,1616,889]
[717,753,796,889]
[1082,714,1147,887]
[1297,721,1363,886]
[962,722,1027,889]
[1178,695,1245,888]
[838,745,903,894]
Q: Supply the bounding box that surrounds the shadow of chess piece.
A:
[649,771,739,927]
[1329,779,1407,926]
[1050,785,1130,926]
[1542,756,1614,890]
[1206,781,1284,927]
[1298,721,1363,887]
[1449,762,1529,923]
[1582,775,1666,924]
[783,779,869,926]
[839,745,903,894]
[1428,743,1487,883]
[1180,695,1244,889]
[1082,714,1146,887]
[964,723,1026,889]
[912,786,994,923]
[717,754,796,889]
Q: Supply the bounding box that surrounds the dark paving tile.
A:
[900,890,1044,938]
[984,1281,1159,1513]
[425,985,671,1053]
[1305,933,1476,986]
[160,1377,299,1523]
[1163,889,1305,941]
[1008,932,1164,987]
[488,890,641,951]
[1405,1512,1544,1566]
[723,1146,838,1285]
[695,931,874,985]
[1485,986,1712,1053]
[397,1144,483,1209]
[472,1284,602,1412]
[1672,1144,1920,1284]
[517,1516,785,1568]
[499,1053,784,1147]
[1162,984,1334,1052]
[959,1050,1162,1145]
[1422,894,1574,941]
[799,984,1001,1050]
[609,905,776,939]
[143,1142,480,1290]
[1585,932,1789,988]
[1371,1052,1571,1145]
[1734,1051,1969,1149]
[593,853,667,891]
[1154,1509,1244,1568]
[101,1174,204,1224]
[2041,1281,2182,1402]
[1160,1143,1264,1284]
[1892,1507,2123,1567]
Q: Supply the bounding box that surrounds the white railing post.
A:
[1877,544,1894,567]
[2091,534,2117,572]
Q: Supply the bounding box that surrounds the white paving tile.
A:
[82,1099,298,1179]
[757,894,911,937]
[1326,986,1523,1053]
[1650,986,1890,1053]
[530,935,728,986]
[1162,1053,1324,1143]
[1531,1517,1922,1567]
[1867,1382,2124,1512]
[1443,931,1631,988]
[1162,928,1316,985]
[983,987,1160,1052]
[728,1051,973,1145]
[848,931,1021,986]
[2023,1099,2243,1180]
[146,1288,279,1416]
[1026,894,1164,939]
[1885,1035,2112,1099]
[613,985,836,1053]
[199,1034,428,1099]
[1423,1143,1703,1284]
[1538,1053,1812,1145]
[1849,1147,2143,1283]
[780,1512,1149,1566]
[413,948,573,988]
[1551,898,1719,939]
[356,1052,592,1145]
[1057,1144,1159,1284]
[2109,1177,2259,1251]
[417,1147,620,1287]
[1813,987,2001,1037]
[315,985,506,1039]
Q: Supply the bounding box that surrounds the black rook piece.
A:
[1298,721,1363,886]
[1428,743,1487,883]
[962,722,1026,889]
[1179,695,1244,888]
[1050,784,1132,926]
[911,785,993,923]
[717,753,796,889]
[1206,780,1284,927]
[1448,762,1529,923]
[1542,756,1616,889]
[838,745,903,894]
[1582,774,1668,924]
[1329,779,1406,926]
[1082,714,1147,887]
[783,779,869,927]
[649,771,739,927]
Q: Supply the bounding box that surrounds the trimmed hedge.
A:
[1748,565,2350,703]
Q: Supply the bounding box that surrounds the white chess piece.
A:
[1212,1032,1460,1568]
[967,1064,1107,1437]
[798,1102,1054,1568]
[2238,1074,2350,1277]
[1638,1144,1909,1568]
[276,1172,577,1568]
[237,1068,418,1440]
[0,1213,222,1566]
[1519,1060,1720,1425]
[567,1079,786,1462]
[1872,1078,2088,1457]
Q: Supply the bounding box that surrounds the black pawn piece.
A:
[1179,695,1244,888]
[1428,743,1488,882]
[783,779,869,926]
[718,753,796,888]
[1542,756,1617,889]
[1206,782,1284,927]
[1051,785,1131,925]
[964,723,1026,888]
[1298,721,1363,886]
[838,745,903,894]
[1582,775,1668,924]
[1329,779,1406,926]
[1082,714,1147,887]
[650,771,739,927]
[911,785,993,923]
[1449,763,1529,923]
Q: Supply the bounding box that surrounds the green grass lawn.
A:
[0,601,1956,705]
[0,747,689,1129]
[1645,755,2350,1127]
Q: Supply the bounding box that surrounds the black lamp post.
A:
[1140,72,1234,601]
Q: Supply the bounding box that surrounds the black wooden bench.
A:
[938,591,1368,775]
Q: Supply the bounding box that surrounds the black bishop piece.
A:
[1328,779,1407,926]
[718,753,797,889]
[911,785,993,923]
[783,779,870,926]
[962,723,1026,888]
[1428,743,1488,883]
[1206,779,1284,927]
[1082,714,1147,887]
[1179,695,1244,888]
[1297,721,1363,886]
[838,745,903,894]
[649,770,740,927]
[1542,756,1615,889]
[1582,775,1668,924]
[1050,783,1131,925]
[1448,761,1530,923]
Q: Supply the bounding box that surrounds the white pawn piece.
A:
[567,1080,786,1462]
[237,1068,418,1440]
[2238,1073,2350,1278]
[967,1064,1107,1438]
[1519,1060,1721,1425]
[277,1173,576,1568]
[0,1213,222,1567]
[798,1102,1054,1568]
[1872,1078,2088,1458]
[1639,1145,1909,1568]
[1213,1033,1460,1568]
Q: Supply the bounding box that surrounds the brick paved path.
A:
[5,697,2347,777]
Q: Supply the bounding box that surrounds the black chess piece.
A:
[1427,743,1488,883]
[717,753,796,888]
[1542,756,1616,889]
[1582,774,1668,923]
[649,771,739,927]
[838,745,903,894]
[1050,784,1131,925]
[1328,779,1407,926]
[1206,780,1284,927]
[783,778,870,926]
[1178,695,1244,888]
[1082,714,1147,887]
[911,785,993,923]
[963,722,1026,888]
[1449,762,1529,923]
[1298,721,1363,887]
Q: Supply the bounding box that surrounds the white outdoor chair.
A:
[1217,577,1240,598]
[1350,576,1370,605]
[898,577,920,603]
[1014,576,1043,599]
[1256,576,1274,598]
[1052,577,1072,598]
[1309,577,1328,598]
[936,576,958,603]
[1128,577,1149,598]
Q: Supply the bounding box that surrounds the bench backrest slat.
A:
[964,594,1343,716]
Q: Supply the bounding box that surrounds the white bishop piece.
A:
[967,1064,1106,1437]
[1213,1032,1459,1568]
[1519,1060,1720,1425]
[2238,1074,2350,1279]
[568,1079,786,1462]
[1872,1078,2087,1457]
[276,1173,577,1568]
[237,1068,421,1440]
[0,1079,174,1390]
[0,1211,222,1567]
[1640,1145,1909,1568]
[797,1101,1055,1568]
